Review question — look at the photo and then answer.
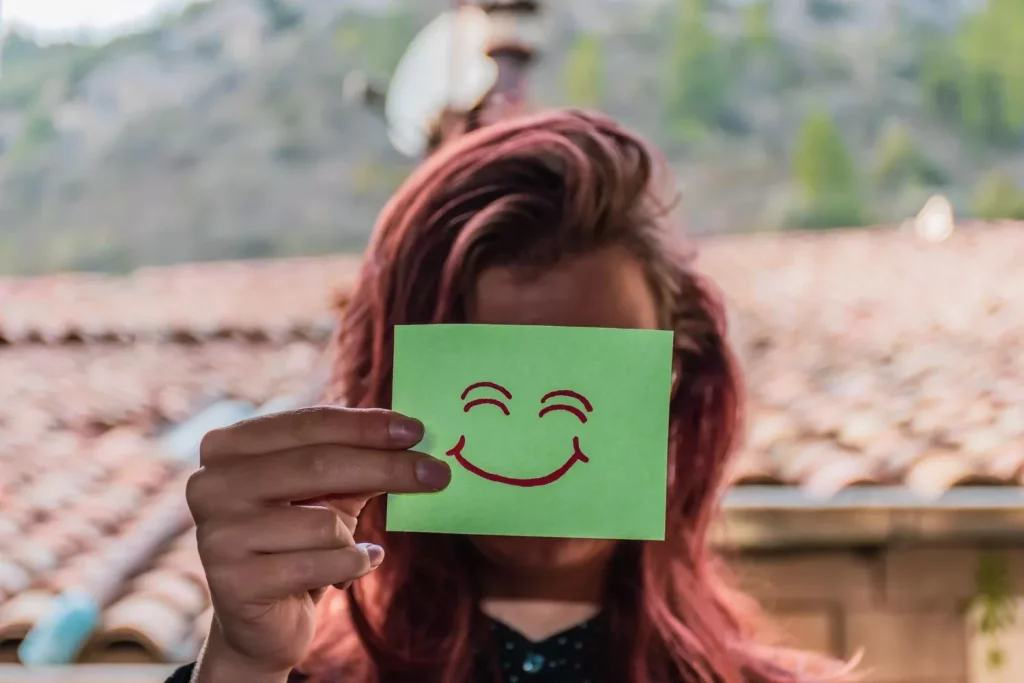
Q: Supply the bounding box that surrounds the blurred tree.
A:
[0,237,18,274]
[21,112,56,143]
[807,0,848,23]
[973,170,1024,220]
[919,35,962,123]
[334,10,417,76]
[9,110,57,163]
[663,0,738,138]
[742,0,775,54]
[734,0,802,93]
[793,109,865,228]
[65,244,135,273]
[1,31,46,64]
[236,236,280,259]
[350,160,409,198]
[873,122,948,189]
[563,34,605,108]
[0,31,88,109]
[66,47,107,90]
[920,0,1024,145]
[260,0,303,33]
[959,0,1024,143]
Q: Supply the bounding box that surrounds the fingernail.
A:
[359,543,385,568]
[415,457,452,490]
[389,415,424,442]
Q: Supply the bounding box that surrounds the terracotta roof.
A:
[0,340,325,665]
[0,223,1022,664]
[701,224,1024,497]
[0,256,360,344]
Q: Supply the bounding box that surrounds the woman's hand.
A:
[186,407,450,681]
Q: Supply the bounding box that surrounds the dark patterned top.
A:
[165,614,606,683]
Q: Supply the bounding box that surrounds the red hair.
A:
[307,110,851,683]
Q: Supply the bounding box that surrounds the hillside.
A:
[1,0,1023,275]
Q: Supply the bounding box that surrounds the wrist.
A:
[194,627,291,683]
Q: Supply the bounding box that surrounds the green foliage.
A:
[919,0,1024,145]
[38,228,136,274]
[67,53,99,89]
[814,44,853,81]
[4,0,1024,274]
[564,34,605,108]
[333,10,417,75]
[663,0,739,138]
[918,35,962,123]
[260,0,303,33]
[733,0,802,93]
[872,122,948,189]
[807,0,848,23]
[21,112,56,145]
[742,0,775,54]
[0,71,44,109]
[66,245,135,274]
[273,138,316,163]
[0,237,18,273]
[972,171,1024,221]
[350,160,409,198]
[792,109,865,228]
[959,0,1024,142]
[794,110,857,198]
[176,0,218,24]
[1,31,47,64]
[269,95,304,129]
[194,38,223,60]
[236,236,280,259]
[7,110,57,165]
[0,31,88,108]
[973,551,1016,671]
[62,29,165,92]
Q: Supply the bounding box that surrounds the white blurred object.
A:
[385,7,498,158]
[912,194,955,243]
[342,70,370,104]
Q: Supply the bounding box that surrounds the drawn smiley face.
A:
[445,381,593,487]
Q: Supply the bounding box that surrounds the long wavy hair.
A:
[306,110,849,683]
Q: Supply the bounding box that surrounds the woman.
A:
[170,111,850,683]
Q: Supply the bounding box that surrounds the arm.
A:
[190,622,293,683]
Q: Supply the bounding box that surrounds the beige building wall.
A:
[729,546,1024,683]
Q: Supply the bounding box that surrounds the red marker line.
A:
[463,398,510,415]
[540,389,593,412]
[461,381,513,400]
[445,435,589,488]
[538,404,588,423]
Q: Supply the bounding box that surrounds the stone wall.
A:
[728,545,1024,683]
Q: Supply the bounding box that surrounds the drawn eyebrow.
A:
[540,389,593,412]
[538,403,588,423]
[465,398,510,416]
[461,382,512,401]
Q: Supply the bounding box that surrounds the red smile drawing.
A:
[450,382,594,487]
[445,435,590,487]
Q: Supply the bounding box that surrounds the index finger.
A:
[200,406,423,462]
[186,446,451,519]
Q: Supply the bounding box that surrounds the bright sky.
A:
[2,0,178,35]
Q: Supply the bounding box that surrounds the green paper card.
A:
[387,324,673,540]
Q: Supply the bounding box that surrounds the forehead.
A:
[468,245,660,330]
